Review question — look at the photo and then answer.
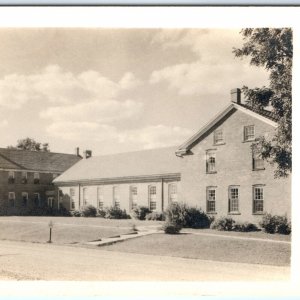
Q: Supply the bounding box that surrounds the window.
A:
[206,150,216,173]
[130,186,138,210]
[97,186,104,210]
[206,187,216,213]
[228,186,239,213]
[244,125,255,141]
[70,188,76,210]
[21,171,27,184]
[48,197,54,208]
[113,186,120,208]
[168,183,178,204]
[33,172,40,184]
[8,171,15,184]
[82,187,88,206]
[253,150,264,170]
[214,129,224,145]
[34,193,40,207]
[253,186,264,214]
[22,192,28,207]
[8,192,15,207]
[149,185,157,211]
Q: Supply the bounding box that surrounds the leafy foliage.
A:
[8,137,50,152]
[81,205,97,217]
[145,211,165,221]
[233,222,259,232]
[259,213,291,234]
[164,202,211,229]
[210,217,235,231]
[163,221,182,234]
[131,206,151,220]
[233,28,292,177]
[104,206,131,219]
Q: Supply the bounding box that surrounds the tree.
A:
[8,137,50,152]
[233,28,292,177]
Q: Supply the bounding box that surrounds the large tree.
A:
[233,28,292,178]
[8,137,50,152]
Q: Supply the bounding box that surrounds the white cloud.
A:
[119,125,193,149]
[0,120,8,128]
[0,65,142,109]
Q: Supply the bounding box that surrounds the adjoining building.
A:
[53,89,291,223]
[0,148,81,215]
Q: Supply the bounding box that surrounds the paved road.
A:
[0,240,290,281]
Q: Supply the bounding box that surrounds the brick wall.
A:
[180,109,291,223]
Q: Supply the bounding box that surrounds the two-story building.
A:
[0,148,81,215]
[53,89,291,223]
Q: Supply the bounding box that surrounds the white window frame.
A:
[34,193,41,207]
[168,183,178,204]
[130,186,138,210]
[228,186,240,213]
[113,186,120,209]
[8,192,15,207]
[149,185,157,211]
[97,186,104,210]
[22,192,28,207]
[82,187,88,206]
[206,187,216,213]
[253,185,264,214]
[206,150,216,173]
[8,171,15,183]
[253,150,265,170]
[33,172,40,184]
[214,128,224,145]
[70,188,76,210]
[244,125,255,142]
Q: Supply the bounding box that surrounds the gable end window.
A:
[244,125,255,142]
[34,172,40,184]
[8,171,15,184]
[206,187,216,213]
[206,150,216,173]
[214,129,225,145]
[253,185,264,214]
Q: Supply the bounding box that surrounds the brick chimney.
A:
[231,88,241,104]
[83,150,92,159]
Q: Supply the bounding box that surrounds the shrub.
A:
[163,221,182,234]
[260,213,291,234]
[81,205,97,217]
[164,202,210,228]
[97,209,106,218]
[210,217,235,231]
[233,222,259,232]
[71,210,82,217]
[145,211,165,221]
[105,206,131,219]
[131,206,151,220]
[24,205,71,217]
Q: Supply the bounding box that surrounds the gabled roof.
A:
[0,148,81,173]
[176,102,278,156]
[53,146,180,184]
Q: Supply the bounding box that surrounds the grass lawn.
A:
[101,232,291,266]
[0,216,162,244]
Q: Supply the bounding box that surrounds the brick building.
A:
[0,148,81,215]
[53,89,291,223]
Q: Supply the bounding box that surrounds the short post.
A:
[47,220,54,243]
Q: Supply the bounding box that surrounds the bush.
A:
[164,202,210,229]
[163,221,182,234]
[71,210,82,217]
[24,205,71,217]
[97,209,106,218]
[210,217,235,231]
[105,206,131,219]
[131,206,151,220]
[260,213,291,234]
[145,211,165,221]
[81,205,97,217]
[233,222,259,232]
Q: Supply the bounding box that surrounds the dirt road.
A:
[0,240,290,281]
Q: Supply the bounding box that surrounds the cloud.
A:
[40,99,143,123]
[0,120,8,128]
[0,65,142,109]
[119,125,193,149]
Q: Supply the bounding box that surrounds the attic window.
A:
[214,129,224,145]
[206,150,216,173]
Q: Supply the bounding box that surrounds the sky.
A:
[0,28,269,156]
